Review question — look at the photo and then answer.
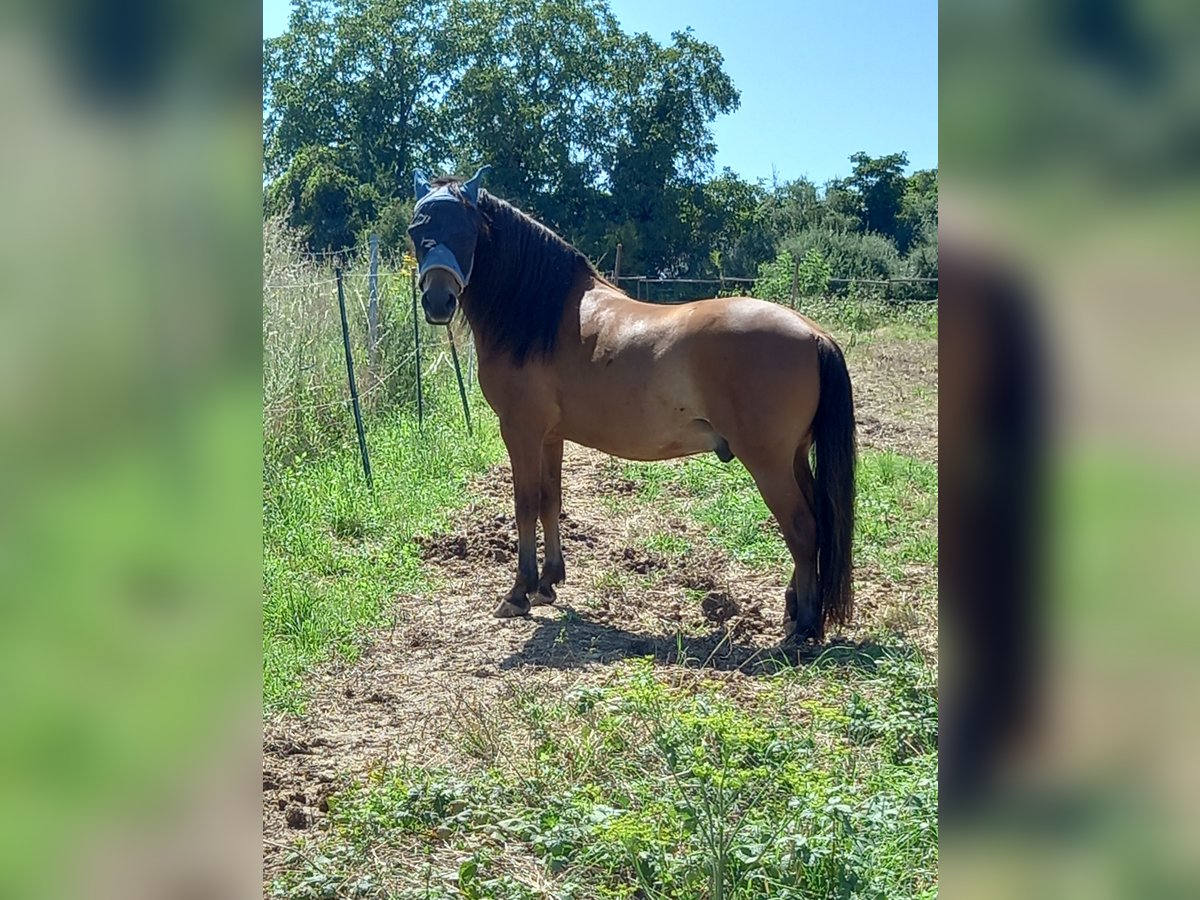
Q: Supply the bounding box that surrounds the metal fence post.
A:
[336,267,374,492]
[368,233,379,365]
[411,269,424,428]
[448,329,472,436]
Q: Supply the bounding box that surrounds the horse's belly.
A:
[554,394,718,461]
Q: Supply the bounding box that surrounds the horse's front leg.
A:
[494,428,542,618]
[533,439,565,605]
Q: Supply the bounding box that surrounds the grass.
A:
[269,656,937,900]
[621,450,938,580]
[798,295,938,345]
[263,381,505,713]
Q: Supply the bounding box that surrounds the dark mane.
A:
[435,178,594,364]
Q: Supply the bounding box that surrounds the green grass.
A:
[263,383,505,713]
[641,531,694,560]
[801,295,938,344]
[270,656,937,900]
[623,450,938,579]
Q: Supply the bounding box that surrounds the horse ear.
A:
[414,169,431,201]
[462,165,492,204]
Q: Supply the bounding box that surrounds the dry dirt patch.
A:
[847,334,938,462]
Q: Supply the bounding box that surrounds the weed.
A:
[271,660,937,899]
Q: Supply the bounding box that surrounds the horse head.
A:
[408,166,491,324]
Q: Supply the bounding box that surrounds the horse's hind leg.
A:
[495,426,542,618]
[533,438,565,605]
[741,449,821,643]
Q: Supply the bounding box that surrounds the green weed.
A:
[270,658,937,899]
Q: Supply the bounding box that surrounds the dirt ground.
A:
[263,334,938,879]
[849,334,939,462]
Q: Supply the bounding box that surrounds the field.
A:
[262,284,938,898]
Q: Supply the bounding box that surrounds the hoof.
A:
[493,596,531,618]
[781,618,820,649]
[531,585,556,606]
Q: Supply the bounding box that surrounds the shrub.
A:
[784,228,902,296]
[751,250,795,304]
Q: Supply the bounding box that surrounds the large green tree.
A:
[263,0,738,268]
[844,150,909,243]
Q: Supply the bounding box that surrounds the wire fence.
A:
[611,273,939,304]
[264,229,939,473]
[263,221,473,467]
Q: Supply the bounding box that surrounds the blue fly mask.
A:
[409,166,491,292]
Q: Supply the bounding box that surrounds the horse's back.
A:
[559,289,824,460]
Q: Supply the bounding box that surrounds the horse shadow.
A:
[497,604,899,675]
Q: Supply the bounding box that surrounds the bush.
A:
[751,249,795,304]
[896,239,938,301]
[796,247,832,298]
[784,228,902,296]
[749,247,830,306]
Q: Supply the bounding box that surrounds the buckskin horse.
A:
[408,167,856,643]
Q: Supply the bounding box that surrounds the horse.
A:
[408,166,857,643]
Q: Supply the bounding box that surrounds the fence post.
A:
[368,233,379,365]
[448,328,472,436]
[790,258,800,308]
[613,242,623,283]
[411,269,424,428]
[336,267,374,492]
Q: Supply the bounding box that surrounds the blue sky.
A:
[263,0,937,186]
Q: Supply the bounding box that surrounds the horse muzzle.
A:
[421,287,458,324]
[418,260,464,324]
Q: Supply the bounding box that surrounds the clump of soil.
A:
[416,513,517,565]
[618,546,666,575]
[700,591,739,624]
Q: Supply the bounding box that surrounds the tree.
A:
[697,170,773,279]
[265,145,378,251]
[820,177,864,233]
[263,0,450,196]
[845,151,909,243]
[896,168,938,254]
[263,0,739,260]
[765,176,822,239]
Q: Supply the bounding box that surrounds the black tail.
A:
[811,335,857,633]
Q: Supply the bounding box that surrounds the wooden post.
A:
[367,233,379,365]
[613,242,623,284]
[790,258,800,308]
[336,267,374,492]
[411,269,423,428]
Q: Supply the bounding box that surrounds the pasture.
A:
[263,256,938,897]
